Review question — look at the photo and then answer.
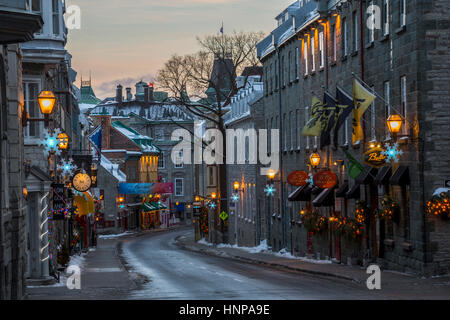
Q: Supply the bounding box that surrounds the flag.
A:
[320,92,337,148]
[333,86,354,148]
[302,96,326,137]
[88,125,102,153]
[352,79,376,145]
[342,147,365,179]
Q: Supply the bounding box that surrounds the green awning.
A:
[142,202,157,212]
[150,202,168,210]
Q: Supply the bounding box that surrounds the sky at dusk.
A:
[65,0,294,99]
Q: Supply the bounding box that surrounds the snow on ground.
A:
[98,231,135,239]
[214,240,332,265]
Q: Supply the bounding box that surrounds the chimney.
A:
[149,82,154,101]
[100,114,112,150]
[116,84,123,107]
[126,87,132,101]
[143,84,150,107]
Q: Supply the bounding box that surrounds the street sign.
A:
[445,180,450,188]
[220,211,228,221]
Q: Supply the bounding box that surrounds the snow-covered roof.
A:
[100,154,126,182]
[111,121,161,154]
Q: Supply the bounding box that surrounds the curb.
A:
[174,239,362,284]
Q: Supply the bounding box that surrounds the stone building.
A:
[256,0,450,276]
[224,72,265,247]
[0,0,43,299]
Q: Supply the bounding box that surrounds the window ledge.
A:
[319,67,325,72]
[380,34,389,42]
[341,55,347,62]
[294,78,300,83]
[395,25,406,35]
[311,70,316,76]
[295,148,301,153]
[365,41,374,49]
[330,60,337,67]
[351,51,358,57]
[303,74,309,79]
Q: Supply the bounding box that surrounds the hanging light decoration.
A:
[264,184,276,197]
[39,128,62,157]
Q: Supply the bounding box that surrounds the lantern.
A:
[387,114,403,134]
[57,132,69,150]
[268,169,276,180]
[211,192,217,199]
[233,182,240,191]
[38,91,56,115]
[309,153,321,168]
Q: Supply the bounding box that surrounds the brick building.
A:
[256,0,450,276]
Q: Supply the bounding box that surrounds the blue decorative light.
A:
[231,193,239,203]
[39,129,62,157]
[307,174,315,186]
[382,143,403,163]
[57,158,77,177]
[208,202,216,209]
[264,184,276,197]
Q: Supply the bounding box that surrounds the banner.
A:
[118,182,174,195]
[333,87,354,148]
[302,96,326,137]
[320,92,337,148]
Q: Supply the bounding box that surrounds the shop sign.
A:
[363,147,387,168]
[313,171,338,189]
[52,183,66,220]
[287,171,309,186]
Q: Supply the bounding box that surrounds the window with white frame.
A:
[296,109,301,149]
[23,81,41,139]
[175,150,184,168]
[305,106,310,149]
[295,47,299,79]
[319,31,324,68]
[28,0,42,34]
[303,40,309,75]
[281,55,285,86]
[175,178,184,196]
[52,0,60,36]
[368,0,375,43]
[384,81,391,137]
[283,113,287,151]
[342,18,348,56]
[332,24,337,61]
[383,0,390,36]
[353,11,359,52]
[400,0,406,27]
[311,35,315,72]
[288,51,292,82]
[290,111,295,150]
[158,152,165,169]
[370,86,376,140]
[400,76,407,135]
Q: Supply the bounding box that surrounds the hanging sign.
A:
[52,183,66,220]
[288,171,309,186]
[313,171,338,189]
[363,146,387,168]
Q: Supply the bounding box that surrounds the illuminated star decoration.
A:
[382,143,403,163]
[231,193,240,203]
[57,158,78,177]
[264,184,276,197]
[208,202,216,209]
[39,128,62,157]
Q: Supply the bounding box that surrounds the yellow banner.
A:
[302,96,326,137]
[352,79,376,144]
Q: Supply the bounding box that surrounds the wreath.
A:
[378,195,400,221]
[426,191,450,220]
[300,210,328,235]
[343,218,364,241]
[330,216,347,236]
[355,200,369,224]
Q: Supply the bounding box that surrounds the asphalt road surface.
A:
[122,228,385,300]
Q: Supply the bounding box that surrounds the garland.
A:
[378,194,400,221]
[355,200,368,224]
[329,216,364,240]
[426,191,450,220]
[300,210,328,235]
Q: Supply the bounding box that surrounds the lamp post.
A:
[267,171,276,248]
[22,90,56,128]
[233,181,240,245]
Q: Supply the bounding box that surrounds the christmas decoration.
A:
[300,210,328,235]
[378,195,400,221]
[57,158,78,177]
[426,190,450,220]
[39,128,62,157]
[208,201,216,209]
[199,207,209,235]
[264,184,276,197]
[231,193,240,203]
[382,142,403,163]
[355,200,369,224]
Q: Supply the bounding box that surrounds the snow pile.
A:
[197,238,213,246]
[98,231,135,239]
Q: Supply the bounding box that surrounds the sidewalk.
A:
[174,233,450,299]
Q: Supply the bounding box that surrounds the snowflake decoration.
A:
[307,173,315,186]
[208,202,216,209]
[39,129,62,157]
[231,193,240,203]
[382,143,403,163]
[264,184,276,197]
[57,158,77,177]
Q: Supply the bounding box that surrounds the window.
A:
[155,128,164,141]
[384,81,391,137]
[368,0,375,43]
[319,31,325,68]
[175,178,184,196]
[342,18,348,56]
[295,47,299,79]
[270,63,273,92]
[352,11,359,52]
[400,0,406,27]
[281,55,285,86]
[303,40,309,75]
[283,113,287,151]
[332,24,337,61]
[128,166,136,181]
[175,150,184,168]
[296,109,301,150]
[400,76,407,135]
[23,81,41,139]
[158,152,165,169]
[370,86,376,140]
[288,51,292,82]
[344,118,349,145]
[311,35,315,72]
[28,0,42,33]
[52,0,60,36]
[383,0,390,36]
[305,106,310,149]
[275,59,279,90]
[290,111,295,150]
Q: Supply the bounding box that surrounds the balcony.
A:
[0,0,43,45]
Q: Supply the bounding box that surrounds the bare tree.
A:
[157,31,265,244]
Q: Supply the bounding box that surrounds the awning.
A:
[390,166,410,186]
[346,183,361,199]
[374,166,392,185]
[142,202,157,212]
[311,186,323,196]
[336,182,349,198]
[356,167,379,185]
[288,184,312,202]
[313,187,335,207]
[151,202,168,210]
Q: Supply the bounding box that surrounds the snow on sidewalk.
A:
[98,231,135,239]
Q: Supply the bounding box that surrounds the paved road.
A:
[122,228,385,300]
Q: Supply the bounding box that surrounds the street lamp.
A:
[268,169,276,181]
[309,153,321,168]
[211,192,217,200]
[22,90,57,128]
[233,181,240,191]
[387,114,403,140]
[57,132,69,151]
